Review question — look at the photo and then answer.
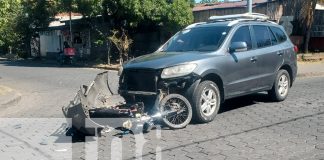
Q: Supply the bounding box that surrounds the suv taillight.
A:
[294,46,299,53]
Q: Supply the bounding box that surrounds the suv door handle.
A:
[277,51,284,56]
[250,56,257,63]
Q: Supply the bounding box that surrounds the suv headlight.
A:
[161,64,197,79]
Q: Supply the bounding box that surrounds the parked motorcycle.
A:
[58,48,76,65]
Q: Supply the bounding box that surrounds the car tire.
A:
[268,69,290,102]
[192,81,221,123]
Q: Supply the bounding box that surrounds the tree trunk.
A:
[303,0,317,53]
[119,54,123,65]
[304,28,311,54]
[106,40,111,65]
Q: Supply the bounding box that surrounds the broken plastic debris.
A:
[40,139,48,145]
[122,120,133,130]
[55,148,68,152]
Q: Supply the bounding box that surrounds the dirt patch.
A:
[297,72,324,78]
[0,86,13,96]
[92,64,121,70]
[298,61,324,64]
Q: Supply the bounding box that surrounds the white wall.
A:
[39,30,61,57]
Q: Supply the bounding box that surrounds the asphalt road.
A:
[0,60,118,118]
[0,60,324,160]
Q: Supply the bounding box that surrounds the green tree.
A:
[101,0,193,31]
[16,0,56,57]
[189,0,196,7]
[166,0,194,31]
[0,0,22,53]
[52,0,193,64]
[87,0,193,64]
[0,0,56,57]
[108,29,133,65]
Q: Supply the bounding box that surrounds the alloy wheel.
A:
[200,89,217,117]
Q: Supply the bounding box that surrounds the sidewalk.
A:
[297,53,324,61]
[0,85,21,109]
[297,61,324,77]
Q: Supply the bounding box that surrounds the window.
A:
[268,27,278,45]
[253,25,272,48]
[231,26,252,50]
[162,26,230,52]
[270,26,287,43]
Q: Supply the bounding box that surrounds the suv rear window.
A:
[270,26,287,43]
[269,27,278,45]
[253,25,272,48]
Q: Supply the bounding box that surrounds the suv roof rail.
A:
[185,22,207,29]
[208,13,269,22]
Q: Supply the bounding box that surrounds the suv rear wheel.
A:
[268,69,290,101]
[192,81,221,123]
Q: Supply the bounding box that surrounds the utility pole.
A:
[69,11,73,47]
[248,0,252,14]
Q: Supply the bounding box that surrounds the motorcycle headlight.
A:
[161,64,197,79]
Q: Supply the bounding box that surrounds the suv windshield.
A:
[161,26,230,52]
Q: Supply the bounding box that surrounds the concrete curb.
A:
[0,86,22,109]
[0,57,8,61]
[297,72,324,78]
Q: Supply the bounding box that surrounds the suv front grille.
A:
[123,69,157,92]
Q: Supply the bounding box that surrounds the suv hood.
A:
[124,51,214,70]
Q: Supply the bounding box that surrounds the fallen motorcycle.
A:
[62,72,192,134]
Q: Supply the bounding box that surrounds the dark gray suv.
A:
[119,16,297,124]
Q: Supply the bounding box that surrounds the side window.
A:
[253,25,272,48]
[231,26,252,50]
[270,26,287,43]
[268,27,278,45]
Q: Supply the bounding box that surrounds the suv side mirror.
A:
[229,42,248,53]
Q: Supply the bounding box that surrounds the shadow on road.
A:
[0,59,86,68]
[219,92,273,113]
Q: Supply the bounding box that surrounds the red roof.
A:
[193,0,269,12]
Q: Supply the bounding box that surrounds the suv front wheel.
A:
[268,69,291,102]
[192,81,221,123]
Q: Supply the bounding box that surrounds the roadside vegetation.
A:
[0,0,194,65]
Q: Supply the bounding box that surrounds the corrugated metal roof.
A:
[193,0,269,12]
[316,3,324,10]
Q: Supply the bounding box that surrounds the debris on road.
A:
[62,72,192,135]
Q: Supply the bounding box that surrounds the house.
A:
[31,13,166,60]
[193,0,282,22]
[310,3,324,51]
[31,13,92,59]
[193,0,324,52]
